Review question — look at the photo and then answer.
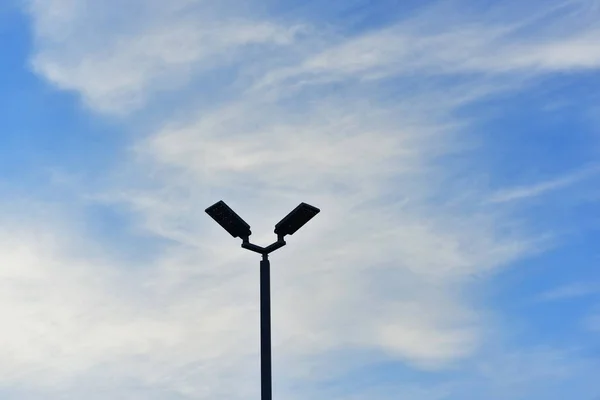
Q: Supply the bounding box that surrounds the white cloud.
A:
[19,0,600,398]
[107,80,539,382]
[28,0,600,116]
[27,0,303,114]
[0,206,269,397]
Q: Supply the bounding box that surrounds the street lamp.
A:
[205,200,320,400]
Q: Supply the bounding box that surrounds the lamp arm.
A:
[241,236,286,255]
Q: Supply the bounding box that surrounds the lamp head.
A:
[274,202,320,237]
[205,200,252,239]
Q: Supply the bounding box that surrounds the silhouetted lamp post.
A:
[205,200,320,400]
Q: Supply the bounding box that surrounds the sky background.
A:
[0,0,599,398]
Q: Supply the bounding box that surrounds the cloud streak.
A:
[488,164,600,203]
[535,282,600,302]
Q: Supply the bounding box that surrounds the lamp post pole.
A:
[260,254,272,400]
[241,237,285,400]
[242,235,286,400]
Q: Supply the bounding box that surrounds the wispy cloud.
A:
[488,164,600,203]
[255,0,600,92]
[11,0,600,398]
[535,282,600,302]
[27,0,304,114]
[585,309,600,332]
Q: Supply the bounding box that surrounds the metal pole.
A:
[260,253,272,400]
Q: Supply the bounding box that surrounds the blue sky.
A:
[0,0,599,398]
